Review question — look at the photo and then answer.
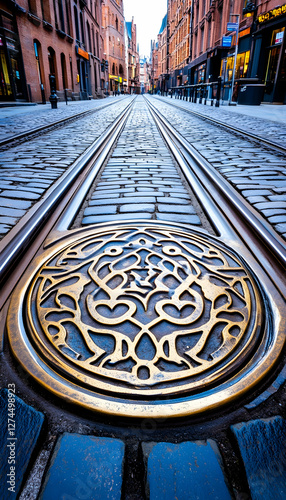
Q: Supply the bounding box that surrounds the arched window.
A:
[115,16,118,31]
[60,52,67,88]
[74,6,80,41]
[119,64,123,75]
[112,63,115,74]
[34,39,43,85]
[48,46,58,87]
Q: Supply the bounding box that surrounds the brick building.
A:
[168,0,192,88]
[140,56,151,93]
[0,0,107,103]
[251,1,286,103]
[150,39,159,93]
[153,1,285,104]
[157,13,168,95]
[0,0,27,101]
[102,0,127,93]
[126,17,139,94]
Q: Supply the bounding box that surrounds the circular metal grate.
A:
[7,222,281,418]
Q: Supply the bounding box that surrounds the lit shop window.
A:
[234,51,250,79]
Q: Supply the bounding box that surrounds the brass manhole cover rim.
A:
[7,221,284,418]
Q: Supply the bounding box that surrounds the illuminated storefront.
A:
[252,5,286,103]
[0,7,26,101]
[220,28,251,102]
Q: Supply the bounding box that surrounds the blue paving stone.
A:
[143,440,232,500]
[0,388,44,499]
[231,417,286,500]
[39,434,125,500]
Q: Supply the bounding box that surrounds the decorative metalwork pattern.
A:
[25,225,262,397]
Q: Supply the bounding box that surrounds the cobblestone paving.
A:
[80,96,207,229]
[0,99,131,240]
[148,96,286,240]
[153,95,286,144]
[0,96,127,142]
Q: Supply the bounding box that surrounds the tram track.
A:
[0,96,130,150]
[0,97,135,307]
[1,94,285,408]
[151,94,286,155]
[1,94,286,498]
[144,96,286,292]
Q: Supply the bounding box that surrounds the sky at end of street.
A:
[123,0,167,59]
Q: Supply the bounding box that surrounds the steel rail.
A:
[151,95,286,155]
[145,96,286,286]
[0,96,130,149]
[0,97,135,297]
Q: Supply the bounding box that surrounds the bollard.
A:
[49,75,58,109]
[215,76,221,107]
[40,84,46,104]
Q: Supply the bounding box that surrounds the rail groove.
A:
[145,95,286,292]
[151,95,286,155]
[0,97,135,306]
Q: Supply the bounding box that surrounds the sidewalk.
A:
[0,96,117,119]
[162,95,286,124]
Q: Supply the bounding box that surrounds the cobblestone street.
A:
[0,96,286,500]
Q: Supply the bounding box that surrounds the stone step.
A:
[39,433,125,500]
[142,440,232,500]
[231,417,286,500]
[0,388,44,499]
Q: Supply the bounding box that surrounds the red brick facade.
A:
[102,0,127,93]
[0,0,106,102]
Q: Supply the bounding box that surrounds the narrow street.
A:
[0,94,286,499]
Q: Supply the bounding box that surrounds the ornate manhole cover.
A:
[7,222,281,417]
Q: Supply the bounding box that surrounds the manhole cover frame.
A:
[7,221,285,418]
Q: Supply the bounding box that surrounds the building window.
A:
[34,40,43,84]
[65,0,71,35]
[48,46,57,87]
[207,20,211,48]
[57,0,65,32]
[61,52,67,88]
[87,21,91,52]
[28,0,38,16]
[200,27,204,53]
[74,6,80,41]
[80,12,85,44]
[41,0,51,23]
[235,51,250,79]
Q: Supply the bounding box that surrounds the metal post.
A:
[40,84,46,104]
[49,75,58,109]
[229,14,240,105]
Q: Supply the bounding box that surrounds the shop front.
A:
[254,5,286,103]
[76,45,90,100]
[109,74,123,93]
[220,29,251,102]
[0,8,26,101]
